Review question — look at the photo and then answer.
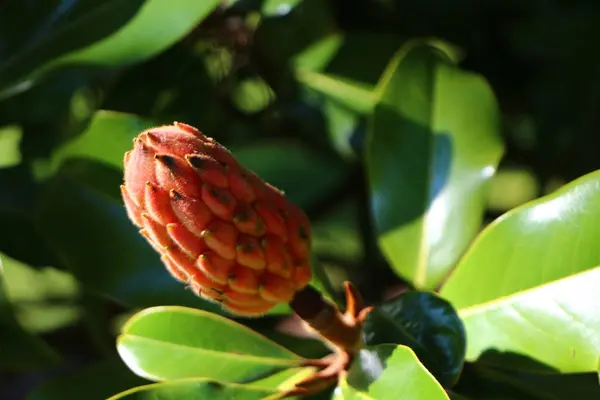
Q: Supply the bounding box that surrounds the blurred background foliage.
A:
[1,0,600,398]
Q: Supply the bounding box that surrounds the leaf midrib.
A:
[118,334,302,366]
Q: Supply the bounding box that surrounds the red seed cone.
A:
[121,122,312,316]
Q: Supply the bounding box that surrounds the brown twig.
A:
[285,282,373,397]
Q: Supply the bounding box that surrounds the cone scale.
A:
[121,122,312,316]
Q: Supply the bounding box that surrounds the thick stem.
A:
[290,285,363,354]
[285,282,373,397]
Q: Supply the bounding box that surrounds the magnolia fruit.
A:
[121,122,312,316]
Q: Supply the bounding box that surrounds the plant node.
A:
[286,281,373,397]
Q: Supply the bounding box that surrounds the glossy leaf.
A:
[36,162,223,313]
[335,344,449,400]
[0,256,59,370]
[117,306,303,382]
[28,356,148,400]
[440,170,600,373]
[0,1,221,95]
[366,42,503,289]
[108,378,282,400]
[362,291,466,387]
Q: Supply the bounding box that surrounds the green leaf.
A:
[366,42,503,289]
[253,0,336,88]
[37,110,156,178]
[0,256,59,370]
[440,170,600,373]
[36,162,222,313]
[0,1,221,95]
[28,356,148,400]
[362,291,466,387]
[117,306,303,382]
[108,378,282,400]
[335,344,449,400]
[297,69,377,114]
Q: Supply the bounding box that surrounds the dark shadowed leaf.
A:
[36,161,223,313]
[362,291,466,387]
[0,1,221,95]
[28,356,148,400]
[116,306,304,383]
[441,170,600,373]
[0,165,60,267]
[366,42,503,289]
[335,344,449,399]
[108,378,283,400]
[452,363,600,400]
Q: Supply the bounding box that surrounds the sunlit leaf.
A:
[441,170,600,373]
[366,41,503,289]
[117,306,303,382]
[334,344,449,400]
[0,1,222,95]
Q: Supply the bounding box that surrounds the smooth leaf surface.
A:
[117,306,302,382]
[441,170,600,372]
[366,42,503,289]
[28,356,148,400]
[362,291,466,386]
[0,1,221,94]
[0,256,59,370]
[335,344,449,400]
[108,378,282,400]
